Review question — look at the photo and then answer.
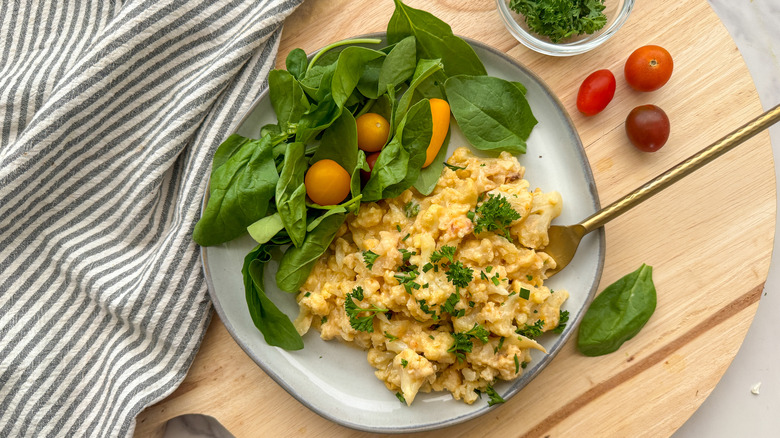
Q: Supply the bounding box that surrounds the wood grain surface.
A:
[134,0,776,436]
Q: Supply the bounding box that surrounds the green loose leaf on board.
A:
[276,212,347,294]
[387,0,486,77]
[275,142,308,247]
[444,75,537,154]
[243,244,304,350]
[577,264,657,357]
[194,135,279,247]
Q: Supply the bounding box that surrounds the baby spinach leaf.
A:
[269,70,310,136]
[413,128,450,195]
[444,75,537,154]
[247,212,284,245]
[331,46,385,108]
[362,99,433,201]
[377,36,417,96]
[394,58,443,130]
[211,134,252,176]
[356,56,385,99]
[194,135,278,246]
[243,244,304,350]
[276,212,346,293]
[311,109,358,173]
[387,0,486,77]
[275,142,308,247]
[351,149,368,199]
[306,206,347,232]
[285,48,308,80]
[300,62,336,98]
[295,96,341,144]
[577,264,657,357]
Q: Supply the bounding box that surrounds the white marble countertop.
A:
[676,1,780,436]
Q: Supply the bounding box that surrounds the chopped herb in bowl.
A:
[508,0,608,43]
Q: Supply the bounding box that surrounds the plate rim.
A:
[199,32,606,433]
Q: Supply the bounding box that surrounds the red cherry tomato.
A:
[576,69,616,116]
[360,151,381,183]
[625,105,670,152]
[624,45,674,92]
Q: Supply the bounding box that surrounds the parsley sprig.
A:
[448,323,490,362]
[345,286,388,332]
[446,261,474,289]
[516,319,545,339]
[485,384,505,406]
[469,193,521,241]
[362,250,379,270]
[551,310,570,334]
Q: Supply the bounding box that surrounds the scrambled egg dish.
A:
[294,147,568,405]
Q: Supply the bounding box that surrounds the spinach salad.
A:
[194,0,539,349]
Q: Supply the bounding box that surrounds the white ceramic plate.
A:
[201,35,605,433]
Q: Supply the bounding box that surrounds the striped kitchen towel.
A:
[0,0,303,436]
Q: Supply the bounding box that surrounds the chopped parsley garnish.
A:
[448,332,474,363]
[526,274,534,281]
[404,201,420,218]
[443,162,466,171]
[401,358,409,368]
[395,392,407,404]
[518,287,530,300]
[345,286,388,333]
[485,384,505,406]
[399,248,415,263]
[494,336,506,353]
[470,193,521,241]
[441,292,464,318]
[551,310,570,334]
[430,245,456,264]
[463,323,490,343]
[384,331,399,341]
[395,271,421,294]
[521,361,529,369]
[516,319,545,339]
[417,299,439,320]
[514,354,520,373]
[396,224,402,232]
[446,261,473,289]
[508,0,607,44]
[321,316,328,324]
[448,323,489,362]
[422,262,434,273]
[362,250,380,270]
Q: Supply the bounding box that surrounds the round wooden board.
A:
[135,0,776,436]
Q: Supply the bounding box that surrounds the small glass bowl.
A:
[496,0,634,56]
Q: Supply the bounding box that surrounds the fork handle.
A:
[581,103,780,233]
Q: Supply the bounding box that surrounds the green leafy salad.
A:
[193,0,539,350]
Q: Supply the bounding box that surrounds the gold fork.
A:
[544,103,780,277]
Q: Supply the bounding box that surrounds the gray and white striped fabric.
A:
[0,0,303,436]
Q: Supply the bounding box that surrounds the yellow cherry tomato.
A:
[305,159,351,206]
[423,98,450,167]
[356,113,390,152]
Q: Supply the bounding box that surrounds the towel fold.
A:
[0,0,303,436]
